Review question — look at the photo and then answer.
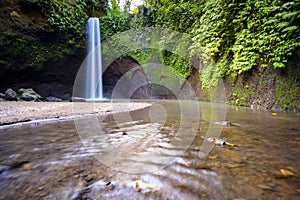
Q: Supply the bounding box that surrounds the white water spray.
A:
[85,17,103,99]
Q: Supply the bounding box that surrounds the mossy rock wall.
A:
[224,48,300,111]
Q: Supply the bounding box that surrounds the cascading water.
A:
[85,17,103,99]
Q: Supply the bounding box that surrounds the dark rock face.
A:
[0,52,84,100]
[0,0,85,100]
[179,49,300,111]
[179,67,203,100]
[1,55,155,101]
[0,0,46,38]
[103,56,155,99]
[223,48,300,111]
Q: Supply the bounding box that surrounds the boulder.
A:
[45,96,62,102]
[18,88,42,101]
[0,93,6,101]
[5,88,18,100]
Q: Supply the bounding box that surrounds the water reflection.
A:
[0,101,299,199]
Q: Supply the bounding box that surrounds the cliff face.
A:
[0,0,85,99]
[0,0,47,71]
[0,53,84,100]
[0,0,46,37]
[1,1,299,109]
[224,48,300,111]
[183,48,300,111]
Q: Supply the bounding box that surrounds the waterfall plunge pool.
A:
[0,101,299,199]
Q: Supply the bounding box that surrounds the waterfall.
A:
[85,17,103,99]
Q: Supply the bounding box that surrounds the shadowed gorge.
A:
[0,0,299,199]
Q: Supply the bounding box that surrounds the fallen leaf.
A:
[271,112,277,116]
[38,186,44,191]
[23,188,30,193]
[193,165,212,170]
[131,180,154,191]
[280,169,294,176]
[143,182,154,188]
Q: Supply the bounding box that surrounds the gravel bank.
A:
[0,101,152,126]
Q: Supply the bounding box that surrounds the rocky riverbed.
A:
[0,101,299,199]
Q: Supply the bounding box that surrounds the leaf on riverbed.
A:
[226,142,238,147]
[271,112,277,116]
[131,180,154,192]
[280,169,294,176]
[193,165,212,170]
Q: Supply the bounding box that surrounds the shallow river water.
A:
[0,101,299,199]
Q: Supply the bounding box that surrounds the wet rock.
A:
[45,96,62,102]
[0,154,30,168]
[0,165,10,173]
[18,88,42,101]
[178,67,202,100]
[225,163,241,168]
[76,169,85,174]
[1,159,29,168]
[23,0,39,3]
[211,121,232,126]
[104,181,115,190]
[88,180,116,192]
[70,97,86,102]
[258,184,276,191]
[102,56,155,99]
[5,88,18,100]
[84,175,94,182]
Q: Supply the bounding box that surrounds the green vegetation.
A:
[0,0,299,109]
[99,0,131,41]
[147,0,300,86]
[0,0,108,71]
[38,0,88,35]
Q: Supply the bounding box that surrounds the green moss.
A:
[276,76,300,110]
[0,32,84,71]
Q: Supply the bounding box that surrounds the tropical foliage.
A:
[146,0,300,87]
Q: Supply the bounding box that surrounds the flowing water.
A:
[0,101,299,199]
[85,17,103,99]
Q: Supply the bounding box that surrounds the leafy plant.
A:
[147,0,300,87]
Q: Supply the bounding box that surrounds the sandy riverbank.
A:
[0,101,152,126]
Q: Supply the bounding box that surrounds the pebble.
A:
[0,165,10,173]
[85,175,94,182]
[104,181,115,190]
[73,174,79,178]
[257,184,275,191]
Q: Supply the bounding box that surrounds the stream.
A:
[0,101,299,199]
